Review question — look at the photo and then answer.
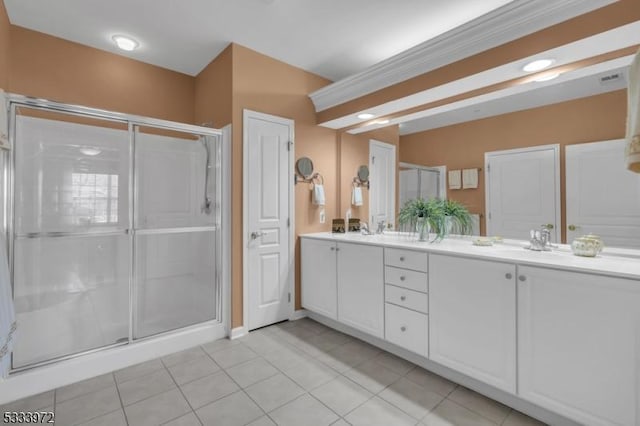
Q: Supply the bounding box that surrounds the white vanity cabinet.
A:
[429,254,517,393]
[337,242,384,338]
[517,266,640,426]
[301,238,338,319]
[301,238,384,337]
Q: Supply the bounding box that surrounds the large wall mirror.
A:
[337,52,640,249]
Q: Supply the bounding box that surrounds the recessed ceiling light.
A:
[112,35,139,51]
[80,147,102,156]
[375,119,390,125]
[532,72,560,82]
[357,113,375,120]
[523,59,554,73]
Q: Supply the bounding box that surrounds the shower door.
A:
[133,126,219,339]
[11,107,131,368]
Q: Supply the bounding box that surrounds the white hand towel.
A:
[626,48,640,173]
[448,170,461,190]
[462,168,478,189]
[0,234,16,379]
[313,184,325,206]
[0,89,8,150]
[352,186,363,206]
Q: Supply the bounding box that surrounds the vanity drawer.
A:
[385,284,428,314]
[385,303,428,356]
[385,248,428,272]
[385,266,428,293]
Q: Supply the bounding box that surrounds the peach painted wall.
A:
[8,26,195,124]
[195,45,232,128]
[399,90,626,242]
[230,44,336,325]
[0,1,9,89]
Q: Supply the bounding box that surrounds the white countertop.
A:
[300,232,640,280]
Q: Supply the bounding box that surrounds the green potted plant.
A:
[398,198,445,241]
[443,199,474,236]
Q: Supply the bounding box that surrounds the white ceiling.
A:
[3,0,514,80]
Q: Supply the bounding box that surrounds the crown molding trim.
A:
[309,0,618,113]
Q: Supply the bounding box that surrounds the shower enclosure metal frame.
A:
[3,94,225,373]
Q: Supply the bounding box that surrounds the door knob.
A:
[250,231,266,240]
[505,273,513,279]
[568,224,580,231]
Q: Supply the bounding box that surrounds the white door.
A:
[244,110,293,331]
[485,145,560,241]
[429,254,517,393]
[566,139,640,248]
[369,140,396,228]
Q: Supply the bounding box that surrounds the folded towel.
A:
[626,48,640,173]
[0,89,8,150]
[0,233,16,379]
[462,168,478,189]
[352,186,363,206]
[448,170,461,190]
[313,184,325,206]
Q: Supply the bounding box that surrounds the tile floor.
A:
[1,318,547,426]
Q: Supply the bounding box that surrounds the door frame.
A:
[484,144,561,241]
[369,139,397,227]
[242,109,295,335]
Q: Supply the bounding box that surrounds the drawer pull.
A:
[400,276,406,281]
[505,273,512,279]
[399,256,405,261]
[519,275,527,282]
[400,295,406,301]
[400,326,407,332]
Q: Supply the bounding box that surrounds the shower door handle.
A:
[250,231,266,240]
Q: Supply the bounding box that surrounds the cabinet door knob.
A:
[505,273,512,279]
[330,247,335,251]
[399,256,405,261]
[518,275,527,282]
[400,326,407,332]
[400,295,406,301]
[400,276,406,281]
[335,247,340,252]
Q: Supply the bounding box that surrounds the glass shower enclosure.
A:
[5,96,222,370]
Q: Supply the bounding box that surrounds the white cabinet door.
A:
[301,238,337,319]
[518,266,640,426]
[337,242,384,338]
[429,254,516,393]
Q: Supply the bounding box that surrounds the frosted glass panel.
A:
[15,114,129,235]
[420,170,440,199]
[135,129,216,229]
[12,235,129,368]
[135,231,216,338]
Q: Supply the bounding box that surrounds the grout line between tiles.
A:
[113,372,131,426]
[162,362,202,426]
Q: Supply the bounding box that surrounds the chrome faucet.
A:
[376,220,386,234]
[360,222,373,235]
[528,225,552,251]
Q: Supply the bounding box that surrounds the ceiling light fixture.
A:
[112,35,139,51]
[357,113,375,120]
[523,59,554,73]
[80,147,102,156]
[375,119,390,125]
[532,72,560,82]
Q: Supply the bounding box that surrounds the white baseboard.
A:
[0,322,226,405]
[289,309,308,321]
[230,326,248,340]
